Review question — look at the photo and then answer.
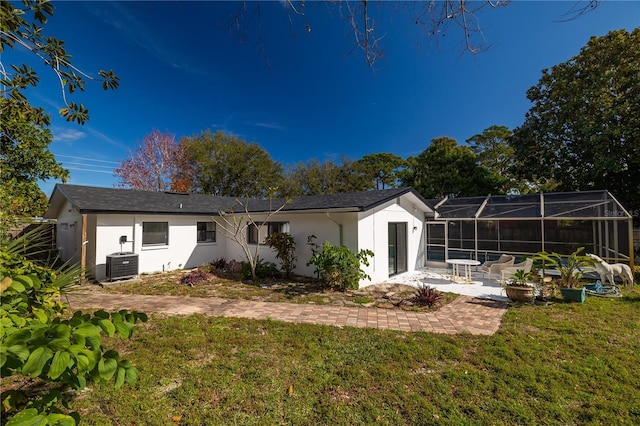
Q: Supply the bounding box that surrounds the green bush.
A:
[306,237,373,291]
[241,258,280,280]
[1,230,147,425]
[264,232,296,277]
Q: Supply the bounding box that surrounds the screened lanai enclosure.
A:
[425,190,634,269]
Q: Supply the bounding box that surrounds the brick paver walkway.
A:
[66,292,508,335]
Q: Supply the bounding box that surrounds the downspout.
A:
[132,215,137,253]
[81,214,87,281]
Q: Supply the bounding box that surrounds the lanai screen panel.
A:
[543,191,623,218]
[598,219,631,260]
[447,220,476,250]
[477,220,499,252]
[543,220,594,254]
[436,196,486,218]
[499,220,543,254]
[616,223,631,257]
[430,190,632,263]
[478,193,541,219]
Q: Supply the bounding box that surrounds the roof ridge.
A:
[48,184,432,216]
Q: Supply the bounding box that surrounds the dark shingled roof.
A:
[276,187,429,212]
[45,184,432,217]
[47,184,238,215]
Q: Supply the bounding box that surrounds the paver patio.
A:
[66,291,508,335]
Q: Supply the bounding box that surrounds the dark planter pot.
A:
[560,287,586,303]
[505,286,535,302]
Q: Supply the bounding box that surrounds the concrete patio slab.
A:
[383,267,510,302]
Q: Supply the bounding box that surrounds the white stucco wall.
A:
[222,196,427,287]
[357,196,427,287]
[54,200,82,263]
[92,214,226,281]
[65,192,429,285]
[222,211,357,278]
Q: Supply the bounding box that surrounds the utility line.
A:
[64,167,114,174]
[53,154,120,164]
[62,161,114,170]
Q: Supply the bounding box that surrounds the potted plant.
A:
[503,269,535,302]
[534,247,594,303]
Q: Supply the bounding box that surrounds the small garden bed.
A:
[93,269,457,312]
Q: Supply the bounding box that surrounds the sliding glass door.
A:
[388,222,407,276]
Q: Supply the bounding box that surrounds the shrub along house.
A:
[44,184,435,286]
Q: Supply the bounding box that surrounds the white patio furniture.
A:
[481,254,514,282]
[446,259,481,283]
[500,258,534,283]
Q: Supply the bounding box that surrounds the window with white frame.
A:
[247,222,288,244]
[142,222,168,246]
[197,222,216,243]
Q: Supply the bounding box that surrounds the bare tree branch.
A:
[556,1,600,22]
[222,0,600,68]
[213,196,288,281]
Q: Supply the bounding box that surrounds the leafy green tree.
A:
[181,130,283,198]
[466,126,513,179]
[354,153,405,190]
[0,0,119,234]
[0,97,67,230]
[465,125,552,194]
[511,29,640,214]
[278,158,371,197]
[401,137,500,199]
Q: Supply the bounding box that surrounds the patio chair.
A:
[500,258,534,283]
[481,254,514,282]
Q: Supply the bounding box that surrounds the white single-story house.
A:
[44,184,436,286]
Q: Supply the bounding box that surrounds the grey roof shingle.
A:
[278,187,427,212]
[50,184,237,215]
[46,184,432,217]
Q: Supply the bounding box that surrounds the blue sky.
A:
[13,1,639,196]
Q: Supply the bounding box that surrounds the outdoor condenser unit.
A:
[105,235,138,281]
[106,252,139,281]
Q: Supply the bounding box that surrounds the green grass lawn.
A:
[56,287,640,425]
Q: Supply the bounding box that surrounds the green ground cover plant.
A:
[0,228,147,425]
[20,287,639,425]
